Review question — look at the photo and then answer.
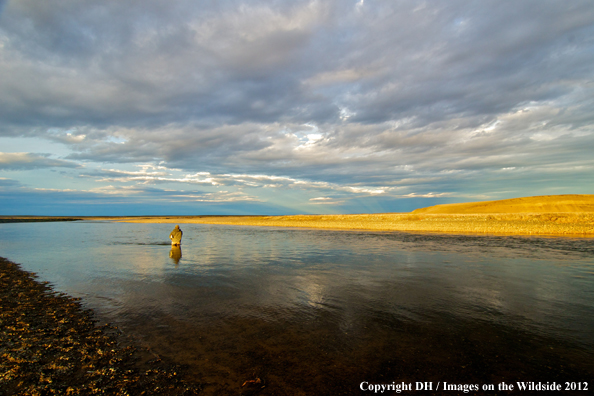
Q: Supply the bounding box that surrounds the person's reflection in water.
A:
[169,245,182,266]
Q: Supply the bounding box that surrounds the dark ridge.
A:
[0,217,83,224]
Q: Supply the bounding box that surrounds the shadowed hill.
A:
[412,194,594,214]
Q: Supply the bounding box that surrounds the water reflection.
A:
[169,245,182,265]
[0,222,593,394]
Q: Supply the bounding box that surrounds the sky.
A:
[0,0,593,216]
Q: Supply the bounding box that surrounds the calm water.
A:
[1,221,593,395]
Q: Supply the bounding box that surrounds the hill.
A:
[102,194,594,236]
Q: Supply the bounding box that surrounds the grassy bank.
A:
[4,195,594,236]
[105,195,593,236]
[108,212,594,236]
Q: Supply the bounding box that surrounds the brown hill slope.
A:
[412,194,594,214]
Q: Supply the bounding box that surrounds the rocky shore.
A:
[0,257,201,395]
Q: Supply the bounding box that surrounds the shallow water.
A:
[1,221,593,394]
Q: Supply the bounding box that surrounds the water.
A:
[1,221,593,394]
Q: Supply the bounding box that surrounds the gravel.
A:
[0,257,202,395]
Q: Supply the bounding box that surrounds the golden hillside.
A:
[107,194,594,236]
[412,194,594,214]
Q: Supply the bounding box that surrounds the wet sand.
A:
[0,257,201,395]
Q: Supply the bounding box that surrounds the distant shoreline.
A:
[4,213,592,237]
[102,212,594,236]
[0,217,83,224]
[3,195,593,236]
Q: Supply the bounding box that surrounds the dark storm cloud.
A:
[0,0,338,131]
[0,0,593,210]
[2,0,589,130]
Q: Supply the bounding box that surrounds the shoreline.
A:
[98,212,594,237]
[0,257,201,395]
[0,217,83,224]
[2,195,593,236]
[2,213,593,236]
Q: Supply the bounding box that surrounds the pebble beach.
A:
[0,257,201,395]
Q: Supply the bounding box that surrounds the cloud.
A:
[3,0,590,132]
[0,177,22,188]
[173,191,263,203]
[1,1,593,214]
[309,197,345,205]
[0,0,336,130]
[81,184,261,203]
[400,192,452,199]
[82,165,403,196]
[0,152,81,170]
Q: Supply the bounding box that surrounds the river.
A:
[1,221,592,394]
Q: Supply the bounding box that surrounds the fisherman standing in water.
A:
[169,225,182,265]
[169,225,183,246]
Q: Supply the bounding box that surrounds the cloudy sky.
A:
[0,0,593,215]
